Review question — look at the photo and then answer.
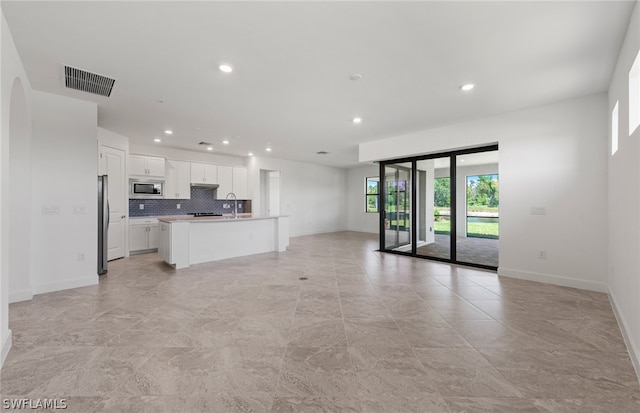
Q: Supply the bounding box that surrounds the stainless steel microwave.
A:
[130,179,164,199]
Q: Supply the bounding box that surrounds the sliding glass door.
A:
[379,145,499,270]
[415,157,451,261]
[455,151,499,267]
[383,163,412,251]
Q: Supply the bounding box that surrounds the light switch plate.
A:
[42,206,60,215]
[530,207,546,215]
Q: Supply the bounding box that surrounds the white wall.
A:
[608,0,640,379]
[248,156,347,237]
[8,77,31,303]
[130,143,245,166]
[30,91,98,294]
[360,93,609,293]
[346,164,379,234]
[1,9,33,367]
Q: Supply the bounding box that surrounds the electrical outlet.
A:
[429,227,433,232]
[538,250,547,259]
[77,252,86,261]
[176,204,181,209]
[139,204,144,210]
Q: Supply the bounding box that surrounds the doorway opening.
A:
[260,169,281,216]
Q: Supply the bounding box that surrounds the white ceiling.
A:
[2,1,635,168]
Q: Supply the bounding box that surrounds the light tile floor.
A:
[2,231,639,412]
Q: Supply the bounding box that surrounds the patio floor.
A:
[416,234,499,268]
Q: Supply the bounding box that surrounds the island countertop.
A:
[157,213,288,223]
[157,214,290,269]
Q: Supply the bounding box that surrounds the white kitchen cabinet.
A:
[158,220,190,268]
[158,222,173,263]
[129,218,159,253]
[190,162,218,184]
[217,165,233,199]
[232,167,248,199]
[130,155,165,178]
[215,165,248,200]
[148,224,160,249]
[165,160,191,199]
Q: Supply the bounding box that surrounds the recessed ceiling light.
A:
[153,138,161,143]
[222,140,230,145]
[352,117,363,124]
[219,64,233,73]
[460,83,475,91]
[207,147,213,151]
[266,147,272,152]
[164,130,173,135]
[350,73,363,81]
[248,152,254,156]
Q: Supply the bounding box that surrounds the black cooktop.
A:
[189,212,223,217]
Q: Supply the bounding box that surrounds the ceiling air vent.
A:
[317,151,329,155]
[198,141,213,146]
[64,66,115,97]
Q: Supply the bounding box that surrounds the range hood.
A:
[191,183,219,189]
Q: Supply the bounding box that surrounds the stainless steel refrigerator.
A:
[98,175,109,275]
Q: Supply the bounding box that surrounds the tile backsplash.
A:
[129,187,251,217]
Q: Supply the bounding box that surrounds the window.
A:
[630,50,640,135]
[612,101,619,155]
[466,174,499,239]
[365,176,380,213]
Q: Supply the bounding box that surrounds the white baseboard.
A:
[32,275,98,295]
[608,290,640,382]
[498,268,607,293]
[9,288,33,303]
[1,329,12,369]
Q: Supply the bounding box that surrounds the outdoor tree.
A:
[434,177,450,208]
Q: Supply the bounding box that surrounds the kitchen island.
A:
[157,214,289,269]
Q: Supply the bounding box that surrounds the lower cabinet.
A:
[158,222,172,262]
[129,218,159,253]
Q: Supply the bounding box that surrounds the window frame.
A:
[365,176,380,213]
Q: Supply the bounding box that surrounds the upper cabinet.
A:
[216,166,248,199]
[130,154,249,200]
[190,162,218,184]
[217,165,233,198]
[165,160,191,199]
[130,155,165,178]
[232,167,248,199]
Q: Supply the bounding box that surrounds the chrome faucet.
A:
[225,192,238,218]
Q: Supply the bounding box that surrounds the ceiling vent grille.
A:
[198,141,213,146]
[64,66,115,97]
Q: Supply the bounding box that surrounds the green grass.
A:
[433,219,499,239]
[466,206,499,214]
[434,220,451,234]
[467,222,499,238]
